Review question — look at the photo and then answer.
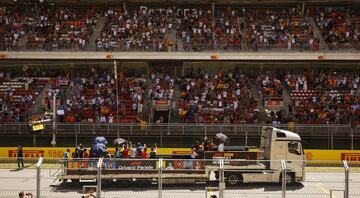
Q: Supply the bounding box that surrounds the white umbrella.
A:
[216,133,228,143]
[113,138,126,146]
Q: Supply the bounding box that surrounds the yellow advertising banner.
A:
[31,123,44,131]
[304,149,360,161]
[1,147,360,161]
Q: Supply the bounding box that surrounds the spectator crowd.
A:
[285,71,359,124]
[1,5,360,51]
[179,71,258,123]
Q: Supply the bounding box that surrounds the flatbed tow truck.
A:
[53,126,305,185]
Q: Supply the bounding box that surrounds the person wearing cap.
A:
[17,146,24,169]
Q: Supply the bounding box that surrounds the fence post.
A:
[75,127,78,147]
[245,130,248,147]
[117,123,120,138]
[350,128,354,150]
[97,158,103,198]
[204,125,207,140]
[36,157,43,198]
[92,123,95,135]
[158,158,163,198]
[130,123,133,135]
[219,158,225,198]
[344,160,349,198]
[281,160,286,198]
[331,128,334,149]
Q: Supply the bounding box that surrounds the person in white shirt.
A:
[100,115,106,123]
[217,143,224,152]
[190,148,198,159]
[108,114,114,123]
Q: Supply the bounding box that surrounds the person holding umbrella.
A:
[215,133,228,152]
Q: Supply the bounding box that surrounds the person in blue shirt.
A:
[136,143,143,157]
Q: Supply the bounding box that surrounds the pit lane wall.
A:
[0,147,360,162]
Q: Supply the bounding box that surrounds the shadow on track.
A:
[50,180,304,193]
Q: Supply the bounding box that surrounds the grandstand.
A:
[0,0,359,150]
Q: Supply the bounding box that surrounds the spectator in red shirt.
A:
[122,145,129,158]
[141,148,149,158]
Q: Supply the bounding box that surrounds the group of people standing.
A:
[113,142,157,159]
[190,138,224,159]
[62,142,157,160]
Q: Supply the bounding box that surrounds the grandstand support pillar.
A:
[123,2,126,12]
[160,129,163,148]
[245,130,248,147]
[114,60,119,137]
[75,125,78,146]
[211,2,215,17]
[351,128,354,150]
[301,2,306,18]
[167,101,172,135]
[51,93,57,147]
[331,129,334,150]
[32,132,36,147]
[117,123,119,138]
[204,125,207,140]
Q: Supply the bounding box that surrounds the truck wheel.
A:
[226,174,242,186]
[280,172,294,185]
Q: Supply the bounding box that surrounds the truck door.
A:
[271,140,287,172]
[286,141,304,179]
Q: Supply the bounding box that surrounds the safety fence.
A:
[0,123,358,149]
[0,157,358,198]
[3,42,349,52]
[0,123,356,137]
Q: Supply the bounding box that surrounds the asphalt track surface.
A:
[0,168,359,198]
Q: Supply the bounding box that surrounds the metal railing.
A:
[0,122,355,136]
[2,41,360,52]
[0,157,357,198]
[0,42,324,52]
[0,122,358,148]
[247,43,322,52]
[0,122,357,138]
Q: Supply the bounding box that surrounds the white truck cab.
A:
[242,126,305,183]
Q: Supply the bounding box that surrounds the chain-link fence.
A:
[0,157,39,197]
[0,157,359,198]
[349,161,360,198]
